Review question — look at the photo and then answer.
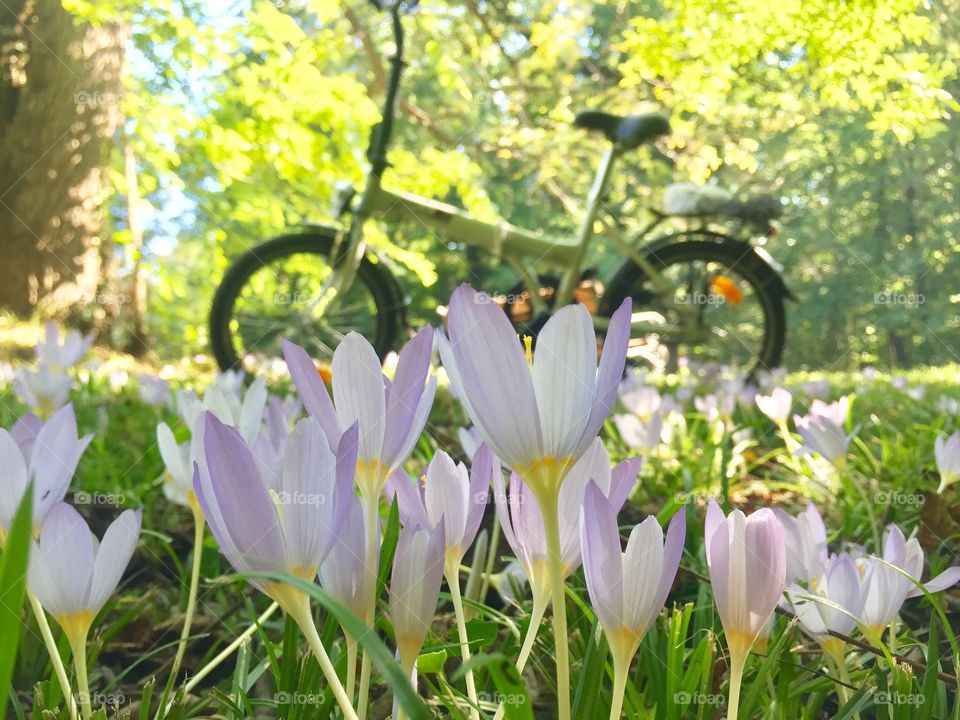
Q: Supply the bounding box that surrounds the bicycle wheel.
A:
[210,231,405,372]
[603,236,787,375]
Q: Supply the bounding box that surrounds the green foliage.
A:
[0,485,33,718]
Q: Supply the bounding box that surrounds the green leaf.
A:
[0,484,33,718]
[416,649,447,674]
[464,619,498,650]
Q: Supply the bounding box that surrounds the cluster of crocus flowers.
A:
[283,327,435,718]
[13,322,93,418]
[580,483,684,720]
[439,284,631,720]
[386,446,496,717]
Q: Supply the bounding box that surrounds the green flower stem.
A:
[492,593,546,720]
[288,596,359,720]
[72,633,92,720]
[726,651,745,720]
[448,575,481,720]
[345,633,358,701]
[357,491,381,720]
[157,506,204,716]
[182,601,279,696]
[539,489,571,720]
[27,591,78,720]
[609,653,630,720]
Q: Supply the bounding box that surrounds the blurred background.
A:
[1,0,958,370]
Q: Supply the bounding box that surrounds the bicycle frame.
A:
[315,3,696,332]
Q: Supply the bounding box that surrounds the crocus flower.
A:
[493,439,639,602]
[774,503,829,586]
[389,521,446,683]
[580,482,684,713]
[438,284,631,497]
[756,387,792,426]
[136,375,170,407]
[385,445,494,578]
[860,524,960,635]
[29,502,140,719]
[934,431,960,493]
[385,445,495,718]
[35,322,94,370]
[794,414,853,466]
[808,396,850,427]
[157,423,195,510]
[705,501,785,720]
[619,380,661,421]
[29,502,141,644]
[0,405,91,539]
[785,553,869,647]
[318,492,376,619]
[197,412,360,718]
[13,366,73,418]
[282,327,435,497]
[196,412,353,604]
[613,411,664,453]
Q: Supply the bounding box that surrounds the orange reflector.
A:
[710,275,744,305]
[318,365,333,384]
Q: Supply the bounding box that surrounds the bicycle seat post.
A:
[556,145,621,303]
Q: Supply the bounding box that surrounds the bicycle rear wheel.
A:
[209,231,405,372]
[602,235,787,375]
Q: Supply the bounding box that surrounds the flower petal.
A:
[442,285,542,468]
[332,333,387,463]
[0,430,28,530]
[29,502,94,618]
[282,339,341,447]
[531,304,595,458]
[382,326,434,467]
[88,509,142,612]
[579,298,631,454]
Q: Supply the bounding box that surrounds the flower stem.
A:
[290,599,359,720]
[73,634,92,720]
[27,591,78,720]
[609,654,630,720]
[182,601,279,695]
[345,634,358,701]
[492,594,547,720]
[157,508,204,715]
[726,652,745,720]
[539,490,571,720]
[357,491,380,720]
[448,576,481,720]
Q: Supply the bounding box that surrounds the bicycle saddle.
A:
[574,111,671,148]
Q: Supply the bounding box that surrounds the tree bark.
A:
[0,0,125,318]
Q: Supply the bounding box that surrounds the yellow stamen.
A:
[523,335,534,367]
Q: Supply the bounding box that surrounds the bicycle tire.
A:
[602,235,788,372]
[210,230,405,371]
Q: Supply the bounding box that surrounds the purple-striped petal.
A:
[282,339,341,447]
[579,482,622,632]
[442,285,543,469]
[202,413,286,574]
[382,326,434,466]
[29,502,94,618]
[332,333,387,463]
[654,507,686,612]
[578,298,631,455]
[384,468,430,528]
[531,305,595,458]
[88,509,141,612]
[0,430,28,529]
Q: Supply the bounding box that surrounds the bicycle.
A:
[210,0,792,376]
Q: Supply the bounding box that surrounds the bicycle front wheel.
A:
[603,236,787,375]
[210,231,405,372]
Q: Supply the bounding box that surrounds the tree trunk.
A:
[0,0,125,318]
